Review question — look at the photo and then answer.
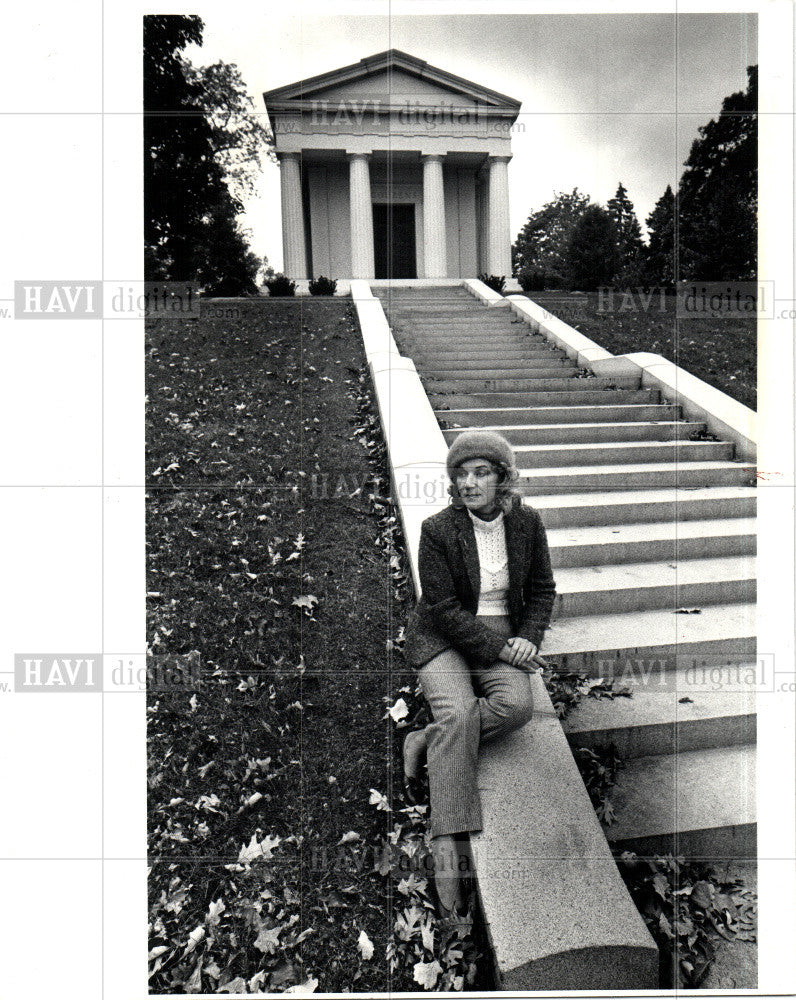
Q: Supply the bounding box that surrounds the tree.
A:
[144,15,261,294]
[183,61,275,203]
[258,256,277,285]
[564,205,617,291]
[607,182,646,286]
[677,65,757,281]
[512,188,591,288]
[645,185,677,287]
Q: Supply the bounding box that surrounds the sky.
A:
[186,9,757,270]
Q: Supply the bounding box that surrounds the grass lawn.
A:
[146,298,485,993]
[530,291,756,410]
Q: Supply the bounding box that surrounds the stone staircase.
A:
[375,284,757,863]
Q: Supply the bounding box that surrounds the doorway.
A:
[373,203,417,279]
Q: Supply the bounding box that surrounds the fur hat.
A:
[446,430,515,480]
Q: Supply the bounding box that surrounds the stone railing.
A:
[463,277,509,307]
[351,279,659,989]
[507,294,757,463]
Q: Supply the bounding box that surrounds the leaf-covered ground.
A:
[146,299,488,993]
[531,291,756,410]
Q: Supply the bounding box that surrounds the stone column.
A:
[422,155,447,278]
[278,153,307,280]
[348,153,375,278]
[486,155,512,278]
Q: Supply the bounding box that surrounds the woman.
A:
[402,430,556,928]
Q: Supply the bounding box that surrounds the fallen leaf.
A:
[413,959,443,989]
[205,898,225,927]
[184,925,205,954]
[369,788,391,812]
[238,832,282,866]
[357,929,374,960]
[218,977,247,993]
[284,977,319,995]
[337,830,360,845]
[247,972,266,992]
[254,921,282,954]
[292,594,318,614]
[184,959,203,993]
[384,697,409,723]
[691,880,714,909]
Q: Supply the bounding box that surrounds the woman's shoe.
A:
[402,730,427,805]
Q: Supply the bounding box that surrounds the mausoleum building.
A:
[263,49,521,281]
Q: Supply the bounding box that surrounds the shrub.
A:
[264,273,296,297]
[517,267,548,293]
[478,273,506,294]
[308,275,337,296]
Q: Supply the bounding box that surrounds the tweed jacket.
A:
[404,497,557,669]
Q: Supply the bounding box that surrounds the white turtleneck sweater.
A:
[467,507,509,616]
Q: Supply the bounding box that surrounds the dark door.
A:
[373,203,417,279]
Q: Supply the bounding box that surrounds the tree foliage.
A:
[512,188,591,288]
[511,66,757,292]
[143,15,263,294]
[645,185,677,287]
[677,65,757,281]
[564,205,617,291]
[183,60,275,203]
[607,182,646,287]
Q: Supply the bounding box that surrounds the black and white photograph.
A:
[1,1,795,997]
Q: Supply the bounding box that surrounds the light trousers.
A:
[417,614,535,838]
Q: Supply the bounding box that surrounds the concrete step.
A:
[562,661,757,758]
[414,349,566,363]
[554,553,756,614]
[392,320,539,331]
[379,298,498,306]
[605,744,756,860]
[517,460,753,492]
[428,376,641,393]
[443,420,707,446]
[546,517,756,567]
[374,288,471,299]
[437,403,682,427]
[384,300,505,309]
[395,318,539,329]
[419,358,572,372]
[406,338,543,352]
[427,366,580,381]
[396,330,524,341]
[547,517,757,568]
[514,439,734,468]
[406,336,542,350]
[423,360,575,375]
[388,312,514,324]
[434,389,663,408]
[528,487,757,528]
[542,602,756,673]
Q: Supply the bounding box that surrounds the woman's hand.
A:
[499,637,548,672]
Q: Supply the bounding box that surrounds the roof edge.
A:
[263,48,521,110]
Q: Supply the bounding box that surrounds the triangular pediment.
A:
[298,68,481,107]
[263,48,520,111]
